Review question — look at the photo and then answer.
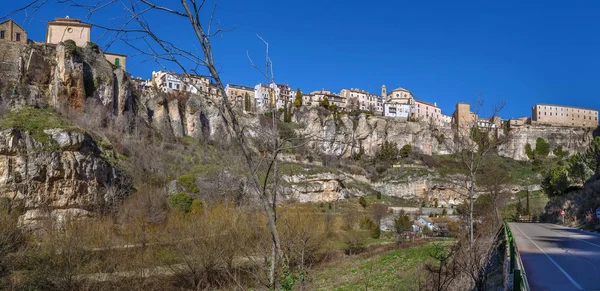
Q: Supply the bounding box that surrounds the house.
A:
[152,71,210,95]
[340,88,382,113]
[46,16,127,70]
[383,87,413,119]
[417,216,436,231]
[0,19,27,43]
[412,221,426,233]
[225,84,255,111]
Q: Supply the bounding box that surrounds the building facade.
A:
[226,84,255,111]
[532,104,598,128]
[384,87,414,118]
[152,71,210,95]
[46,17,91,47]
[104,52,127,71]
[413,99,443,124]
[0,19,27,43]
[340,88,382,113]
[452,102,478,127]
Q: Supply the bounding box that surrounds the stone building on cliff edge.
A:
[45,16,127,71]
[0,19,27,43]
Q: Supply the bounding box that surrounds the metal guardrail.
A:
[504,221,531,291]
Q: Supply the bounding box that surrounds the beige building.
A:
[452,102,478,127]
[0,19,27,43]
[46,16,127,70]
[532,104,598,128]
[340,88,382,112]
[104,52,126,71]
[46,17,91,47]
[509,117,529,127]
[384,87,414,118]
[226,84,255,110]
[413,99,444,124]
[307,90,346,110]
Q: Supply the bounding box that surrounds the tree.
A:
[244,92,252,112]
[359,196,367,209]
[525,143,535,160]
[535,137,550,158]
[394,215,412,238]
[553,145,567,159]
[541,165,570,197]
[293,88,302,107]
[400,144,412,158]
[370,203,388,227]
[444,97,507,244]
[319,97,330,109]
[168,192,194,213]
[376,141,400,162]
[476,155,511,224]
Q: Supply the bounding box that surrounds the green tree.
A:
[394,215,412,237]
[294,88,303,107]
[541,165,570,197]
[358,196,367,209]
[535,137,550,158]
[319,97,330,109]
[525,143,535,160]
[376,141,400,162]
[244,92,251,112]
[400,144,412,158]
[168,192,194,213]
[553,145,568,159]
[569,157,593,184]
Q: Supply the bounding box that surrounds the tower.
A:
[381,85,387,98]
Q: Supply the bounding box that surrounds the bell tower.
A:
[381,85,387,98]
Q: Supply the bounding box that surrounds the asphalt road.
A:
[509,223,600,291]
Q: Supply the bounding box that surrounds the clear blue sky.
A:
[3,0,600,118]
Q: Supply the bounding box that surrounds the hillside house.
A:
[0,19,27,43]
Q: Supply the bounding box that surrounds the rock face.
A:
[0,128,129,229]
[499,125,593,160]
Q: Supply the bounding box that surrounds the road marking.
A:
[512,223,584,291]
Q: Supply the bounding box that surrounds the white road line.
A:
[512,223,584,291]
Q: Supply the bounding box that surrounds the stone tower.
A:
[381,85,387,98]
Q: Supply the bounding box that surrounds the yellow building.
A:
[452,102,478,127]
[532,104,598,128]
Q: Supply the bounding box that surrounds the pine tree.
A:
[244,92,251,112]
[294,88,303,107]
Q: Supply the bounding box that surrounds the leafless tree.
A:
[442,96,508,244]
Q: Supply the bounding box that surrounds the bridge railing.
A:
[504,221,531,291]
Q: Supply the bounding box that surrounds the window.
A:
[16,33,20,41]
[115,58,120,67]
[168,82,172,88]
[0,31,4,39]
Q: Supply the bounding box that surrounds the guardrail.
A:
[504,221,531,291]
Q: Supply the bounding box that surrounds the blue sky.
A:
[3,0,600,118]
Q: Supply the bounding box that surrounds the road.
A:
[508,222,600,291]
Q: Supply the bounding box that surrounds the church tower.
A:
[381,85,387,98]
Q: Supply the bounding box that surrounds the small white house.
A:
[417,216,436,231]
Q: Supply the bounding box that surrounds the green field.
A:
[310,240,454,290]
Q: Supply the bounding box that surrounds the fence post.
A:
[514,269,522,290]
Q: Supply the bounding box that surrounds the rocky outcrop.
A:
[0,127,130,229]
[499,125,593,161]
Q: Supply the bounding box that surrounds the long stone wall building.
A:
[532,104,598,128]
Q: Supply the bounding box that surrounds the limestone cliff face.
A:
[498,125,592,161]
[0,128,129,228]
[294,108,454,159]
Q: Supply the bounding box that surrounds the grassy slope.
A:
[0,107,75,143]
[310,240,452,290]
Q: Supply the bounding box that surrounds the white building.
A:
[151,70,209,94]
[384,86,414,118]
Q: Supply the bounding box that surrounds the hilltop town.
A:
[2,17,598,130]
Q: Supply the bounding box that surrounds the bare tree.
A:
[442,97,507,244]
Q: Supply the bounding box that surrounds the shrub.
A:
[525,143,535,160]
[376,192,382,200]
[358,196,367,209]
[168,192,194,213]
[376,141,400,162]
[319,97,330,109]
[341,230,368,255]
[177,174,199,194]
[400,144,412,158]
[553,145,568,159]
[535,137,550,158]
[62,39,82,57]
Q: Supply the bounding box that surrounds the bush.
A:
[376,192,382,199]
[168,192,194,213]
[525,143,535,160]
[62,39,82,57]
[359,197,367,209]
[535,138,550,158]
[400,144,412,158]
[177,174,199,194]
[341,230,368,255]
[376,141,400,162]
